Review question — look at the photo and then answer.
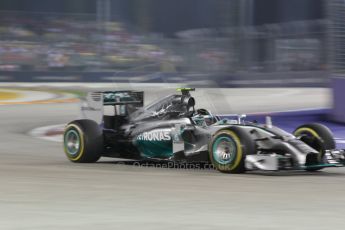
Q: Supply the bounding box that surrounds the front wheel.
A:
[209,127,256,173]
[293,123,335,171]
[63,119,103,163]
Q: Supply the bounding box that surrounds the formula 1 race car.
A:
[63,88,345,173]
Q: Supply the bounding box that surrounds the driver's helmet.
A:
[192,109,217,126]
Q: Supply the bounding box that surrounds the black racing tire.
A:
[209,126,256,174]
[63,119,103,163]
[293,123,335,171]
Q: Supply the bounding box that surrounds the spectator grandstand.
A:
[0,12,169,72]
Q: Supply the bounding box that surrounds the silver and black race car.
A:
[63,88,345,173]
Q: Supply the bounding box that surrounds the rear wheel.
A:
[63,119,103,163]
[209,127,256,173]
[293,123,335,171]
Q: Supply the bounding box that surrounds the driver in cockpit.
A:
[192,108,218,126]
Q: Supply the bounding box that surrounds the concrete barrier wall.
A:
[0,70,328,88]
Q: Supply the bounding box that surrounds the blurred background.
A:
[0,0,343,86]
[3,2,345,230]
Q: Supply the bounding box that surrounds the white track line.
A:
[29,124,64,142]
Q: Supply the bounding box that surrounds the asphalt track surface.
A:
[1,87,345,230]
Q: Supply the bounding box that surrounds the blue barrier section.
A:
[331,77,345,123]
[0,71,327,87]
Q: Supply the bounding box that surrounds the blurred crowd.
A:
[0,13,170,72]
[0,13,326,73]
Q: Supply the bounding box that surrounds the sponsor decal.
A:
[173,133,180,142]
[137,130,171,141]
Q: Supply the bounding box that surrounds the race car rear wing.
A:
[80,91,144,124]
[88,91,144,106]
[102,91,144,106]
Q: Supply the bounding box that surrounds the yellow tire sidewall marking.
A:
[294,127,320,138]
[294,127,323,159]
[64,124,85,161]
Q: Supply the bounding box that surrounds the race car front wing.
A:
[245,150,345,171]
